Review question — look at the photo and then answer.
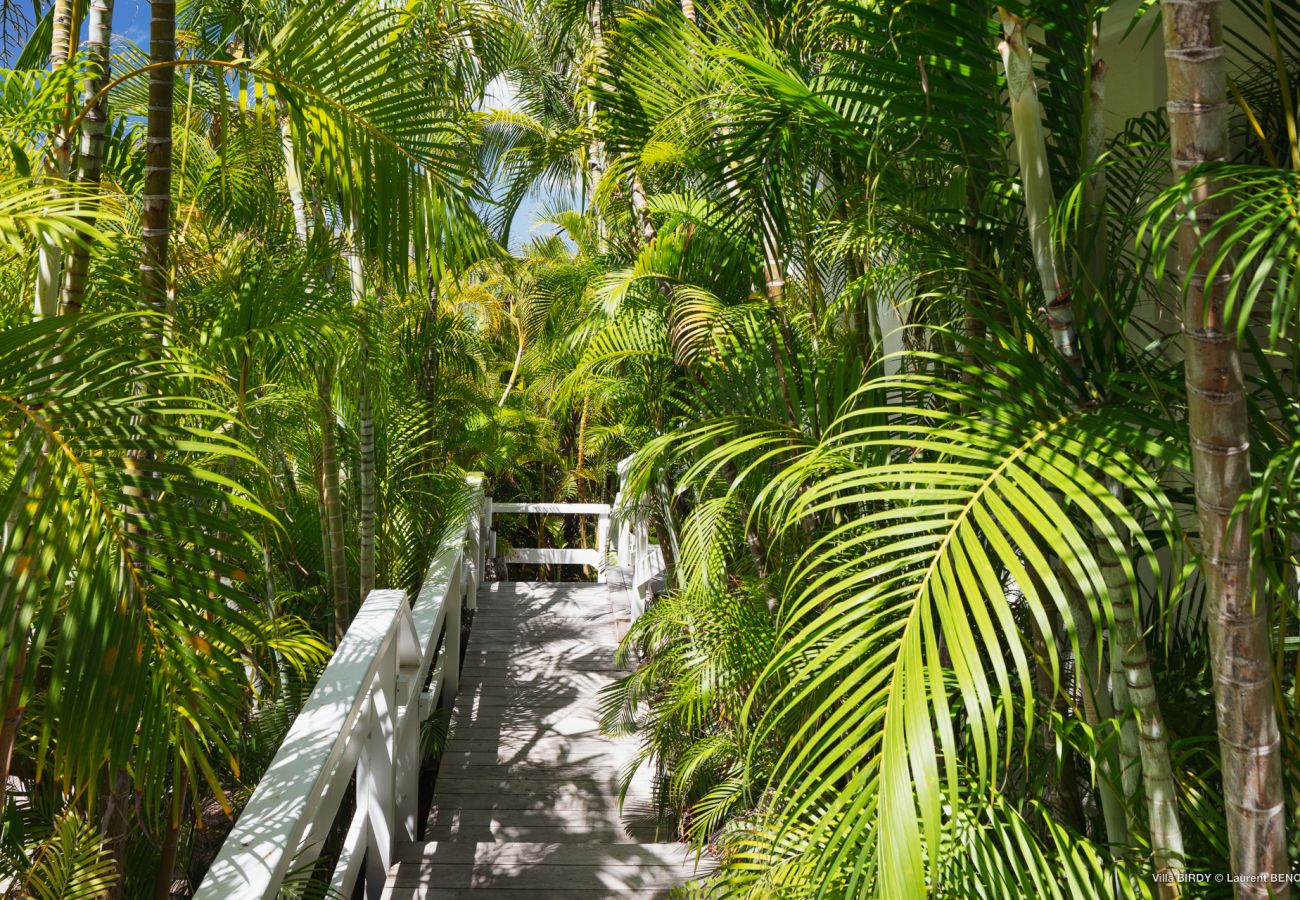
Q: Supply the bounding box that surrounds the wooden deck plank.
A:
[387,581,707,897]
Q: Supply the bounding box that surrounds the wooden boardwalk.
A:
[384,581,708,898]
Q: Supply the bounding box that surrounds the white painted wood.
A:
[196,478,488,900]
[595,513,609,584]
[505,547,600,567]
[328,808,366,897]
[396,696,420,842]
[389,581,709,897]
[195,591,408,899]
[442,556,462,708]
[490,502,611,515]
[363,663,398,899]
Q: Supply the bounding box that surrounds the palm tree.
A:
[1160,0,1289,892]
[140,0,176,315]
[58,0,115,314]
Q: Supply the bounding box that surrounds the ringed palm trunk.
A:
[998,12,1077,360]
[1099,499,1185,885]
[1162,2,1289,894]
[59,0,116,314]
[348,207,376,600]
[586,0,606,248]
[140,0,175,316]
[1003,11,1187,869]
[1081,49,1140,859]
[32,0,76,318]
[319,369,350,643]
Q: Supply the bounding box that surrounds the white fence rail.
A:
[613,455,667,620]
[487,500,612,583]
[195,476,487,900]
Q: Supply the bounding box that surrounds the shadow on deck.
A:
[384,581,710,899]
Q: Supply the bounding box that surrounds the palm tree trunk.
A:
[586,0,605,247]
[1082,52,1109,308]
[357,370,375,598]
[499,314,524,407]
[280,107,310,246]
[1067,580,1130,853]
[998,12,1078,362]
[631,173,655,245]
[141,0,175,315]
[348,209,376,599]
[0,640,28,813]
[59,0,116,314]
[318,369,350,643]
[32,0,75,318]
[99,768,132,900]
[1099,498,1185,885]
[152,765,188,900]
[1162,2,1289,893]
[1082,50,1181,868]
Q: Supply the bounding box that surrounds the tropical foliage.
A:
[0,0,1298,896]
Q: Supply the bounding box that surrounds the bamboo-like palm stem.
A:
[152,765,188,900]
[140,0,175,316]
[1083,51,1179,867]
[59,0,116,314]
[998,11,1077,361]
[348,207,376,600]
[32,0,76,318]
[318,369,350,644]
[1099,501,1185,886]
[1162,1,1289,894]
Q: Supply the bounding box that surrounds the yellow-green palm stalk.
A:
[1083,50,1185,881]
[998,11,1077,361]
[1100,506,1186,889]
[1162,0,1289,894]
[281,120,350,641]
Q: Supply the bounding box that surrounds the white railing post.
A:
[633,518,650,619]
[596,510,610,583]
[393,598,421,846]
[477,492,488,574]
[360,644,397,899]
[465,476,483,610]
[441,558,462,708]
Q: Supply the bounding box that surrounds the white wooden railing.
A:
[195,476,487,900]
[612,455,665,620]
[483,457,667,613]
[195,465,670,900]
[487,501,612,583]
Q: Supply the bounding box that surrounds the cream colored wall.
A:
[1098,0,1270,133]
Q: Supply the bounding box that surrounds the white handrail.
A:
[486,499,612,583]
[196,475,486,900]
[612,455,667,620]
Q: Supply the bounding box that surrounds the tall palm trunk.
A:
[318,369,350,643]
[1003,12,1187,869]
[1162,2,1289,894]
[348,208,376,600]
[32,0,75,318]
[141,0,175,315]
[997,12,1077,360]
[59,0,116,314]
[1100,499,1185,885]
[280,109,310,246]
[1083,48,1174,865]
[586,0,606,247]
[152,766,187,900]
